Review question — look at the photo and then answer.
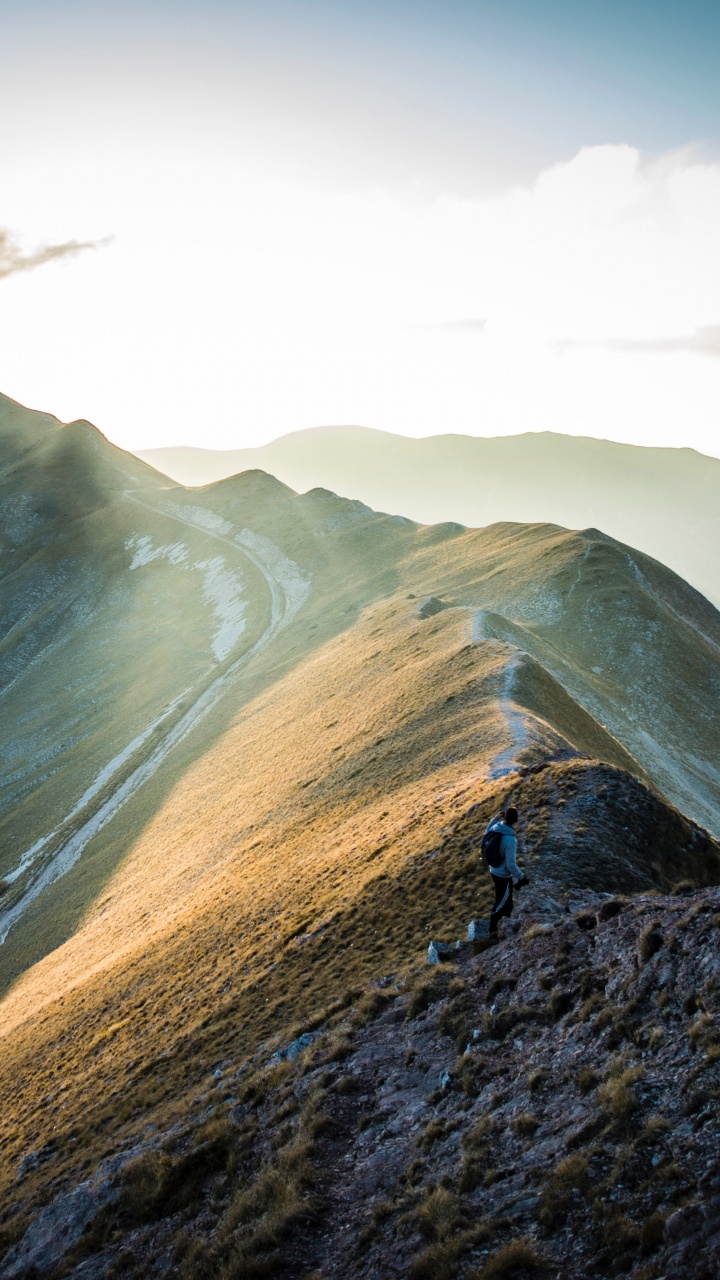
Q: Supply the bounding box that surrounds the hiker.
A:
[481,806,528,935]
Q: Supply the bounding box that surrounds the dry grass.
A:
[473,1237,545,1278]
[598,1064,645,1125]
[576,1066,600,1095]
[527,1068,548,1094]
[538,1153,589,1227]
[511,1111,540,1139]
[638,923,664,963]
[1,506,719,1270]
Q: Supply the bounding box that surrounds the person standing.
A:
[482,806,527,935]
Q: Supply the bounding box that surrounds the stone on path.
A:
[427,940,456,964]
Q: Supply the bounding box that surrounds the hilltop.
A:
[137,426,720,609]
[0,393,720,1278]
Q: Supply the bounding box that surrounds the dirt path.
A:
[0,499,310,946]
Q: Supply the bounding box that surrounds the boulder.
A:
[427,940,456,965]
[468,918,490,941]
[17,1144,56,1179]
[664,1203,704,1245]
[0,1148,144,1278]
[271,1031,321,1063]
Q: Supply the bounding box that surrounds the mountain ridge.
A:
[137,423,720,609]
[1,393,720,1279]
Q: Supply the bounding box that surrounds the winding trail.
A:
[0,499,310,946]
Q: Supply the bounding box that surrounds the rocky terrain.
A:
[3,867,720,1279]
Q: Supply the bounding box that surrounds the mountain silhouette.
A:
[139,425,720,609]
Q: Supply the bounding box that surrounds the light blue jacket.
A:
[485,816,522,883]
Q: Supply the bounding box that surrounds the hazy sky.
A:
[1,0,719,453]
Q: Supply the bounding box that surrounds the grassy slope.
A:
[1,397,720,1269]
[0,579,718,1261]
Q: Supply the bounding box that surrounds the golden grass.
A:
[0,598,521,1222]
[1,508,718,1256]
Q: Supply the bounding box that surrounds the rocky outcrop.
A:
[0,1148,145,1278]
[12,877,719,1279]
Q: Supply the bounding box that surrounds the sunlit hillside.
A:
[1,392,720,1278]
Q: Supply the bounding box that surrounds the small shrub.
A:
[459,1116,496,1191]
[487,975,517,1000]
[511,1111,539,1139]
[638,924,663,963]
[407,975,447,1019]
[320,1031,353,1064]
[601,1213,640,1253]
[595,1005,616,1031]
[672,880,696,896]
[488,1005,539,1041]
[411,1223,492,1280]
[688,1013,720,1050]
[414,1186,462,1241]
[635,1115,669,1146]
[409,1240,462,1280]
[576,1066,599,1095]
[350,989,393,1029]
[527,1068,548,1093]
[575,913,597,931]
[524,923,553,942]
[538,1153,589,1227]
[578,992,605,1022]
[598,1066,644,1124]
[475,1236,545,1277]
[547,988,574,1020]
[420,1117,454,1152]
[599,898,624,921]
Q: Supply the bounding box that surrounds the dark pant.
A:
[489,875,514,932]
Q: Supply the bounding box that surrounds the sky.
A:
[0,0,719,454]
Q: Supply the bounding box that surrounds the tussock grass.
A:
[473,1237,545,1278]
[538,1153,589,1227]
[527,1068,548,1093]
[511,1111,540,1138]
[638,923,664,963]
[576,1066,600,1094]
[458,1116,497,1192]
[598,1063,645,1125]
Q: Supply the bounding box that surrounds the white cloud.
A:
[1,145,719,455]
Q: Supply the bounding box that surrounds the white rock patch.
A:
[127,535,188,569]
[197,558,248,662]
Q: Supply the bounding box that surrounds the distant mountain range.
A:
[2,391,720,1278]
[138,427,720,608]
